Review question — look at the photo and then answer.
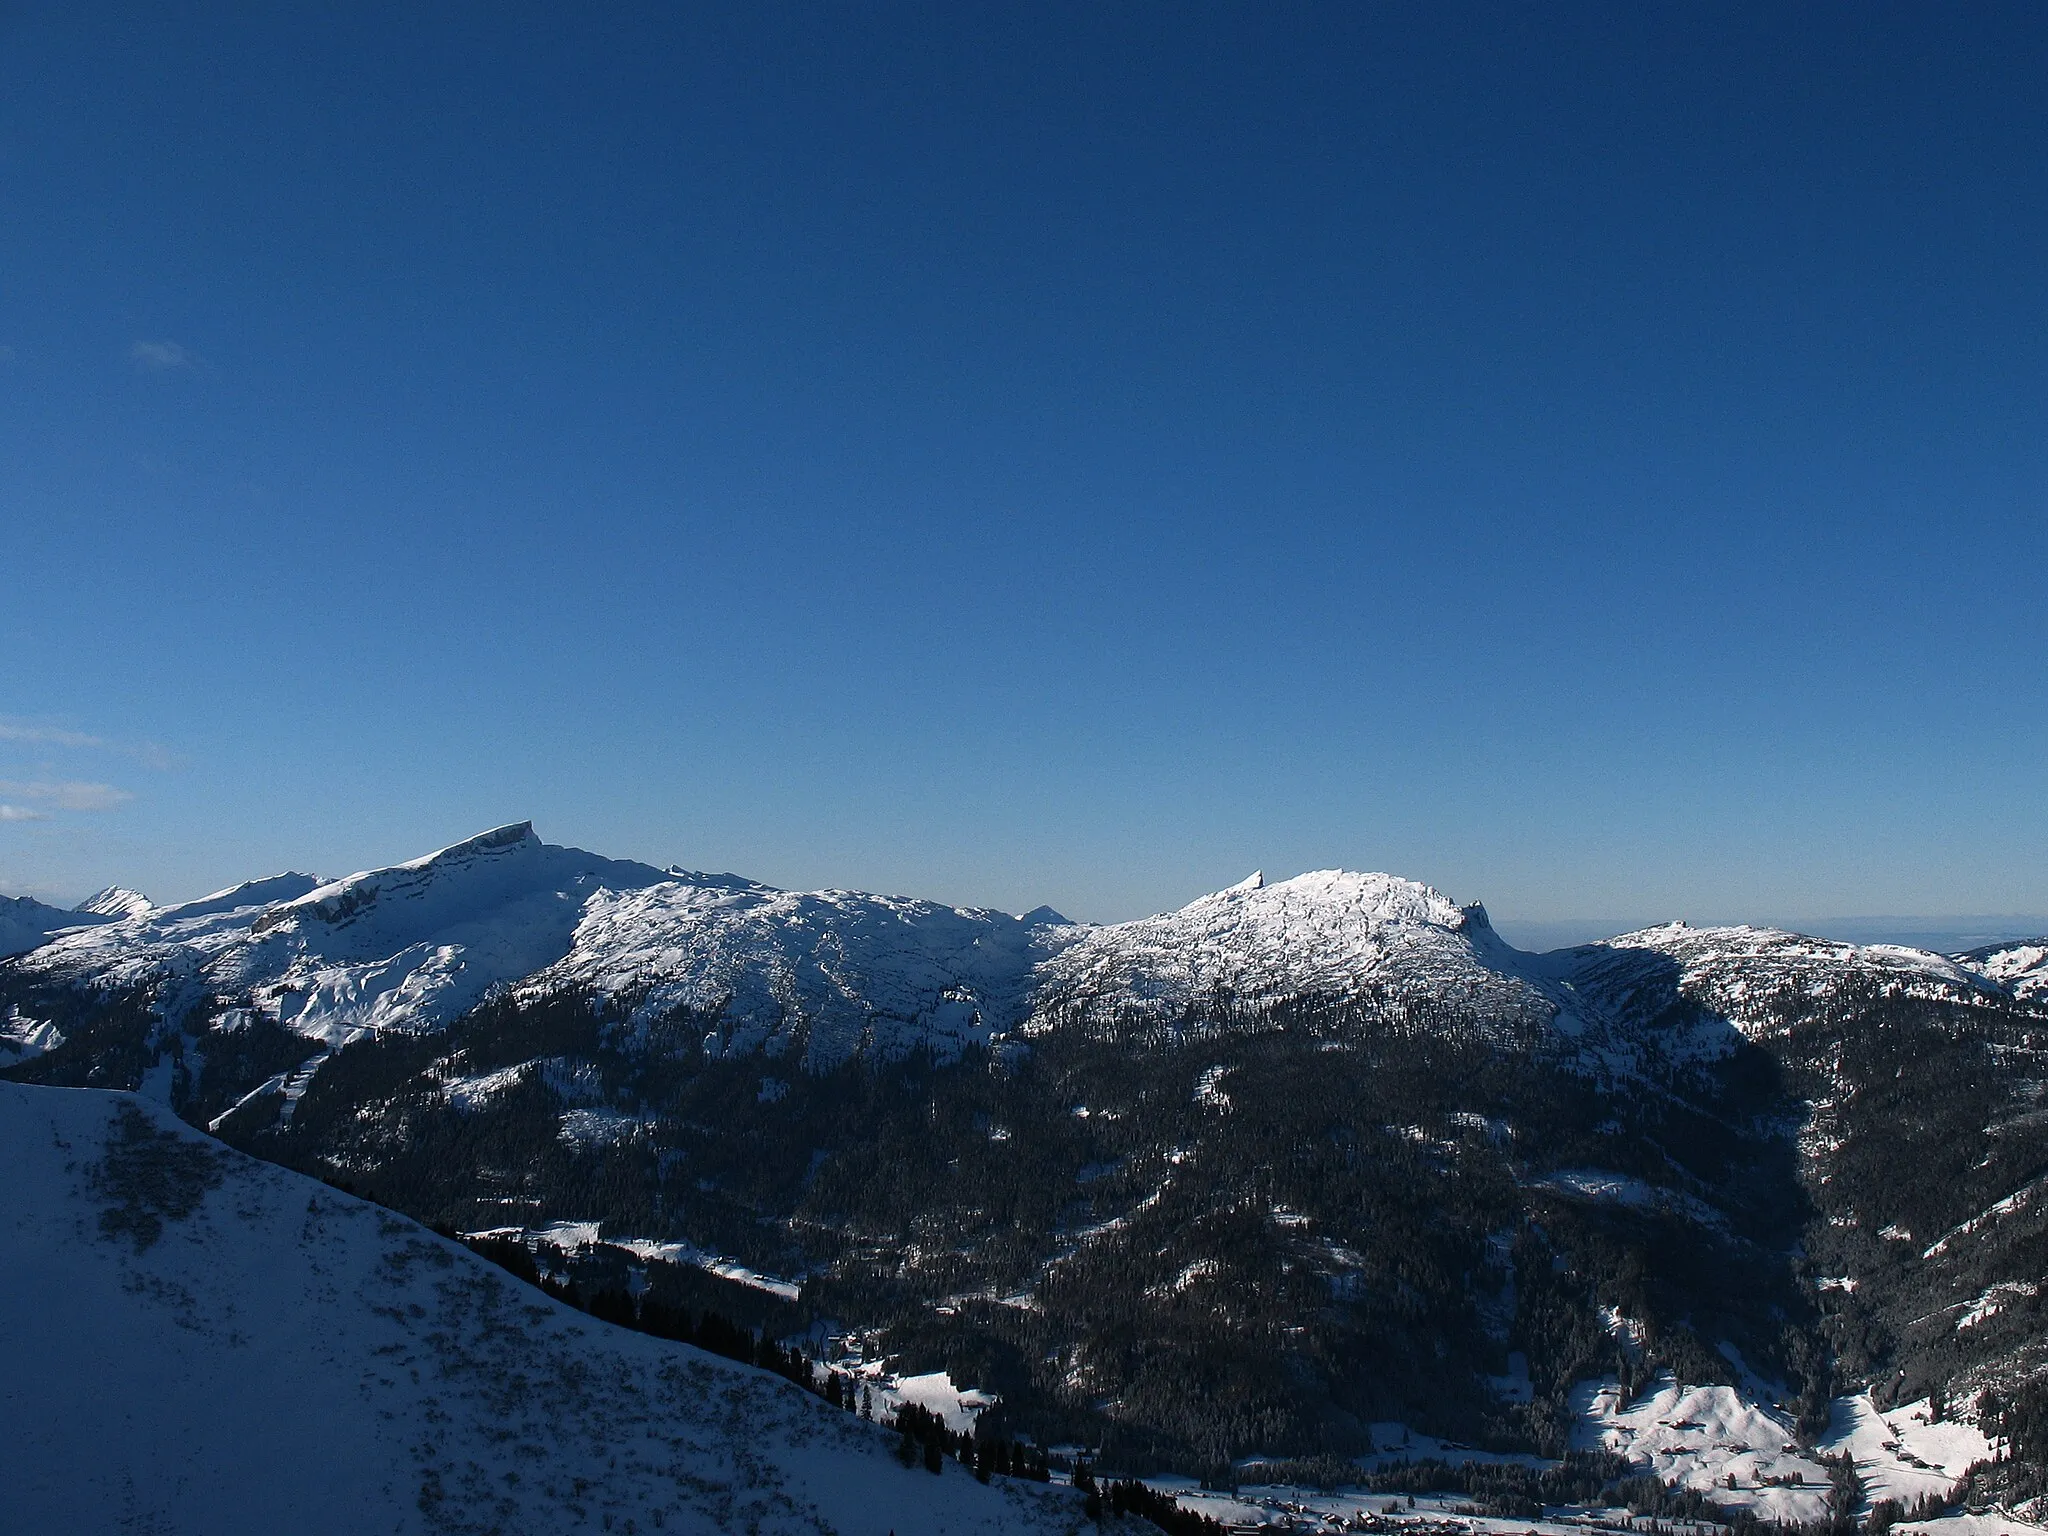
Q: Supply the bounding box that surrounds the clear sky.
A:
[3,3,2045,934]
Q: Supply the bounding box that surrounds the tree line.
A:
[459,1230,1058,1491]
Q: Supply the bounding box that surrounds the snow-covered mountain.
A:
[9,821,2048,1479]
[0,1079,1079,1536]
[1030,869,1551,1033]
[16,824,1074,1065]
[8,822,2032,1068]
[75,884,154,920]
[0,893,110,958]
[531,873,1072,1066]
[1961,936,2048,1002]
[20,822,685,1046]
[1553,920,2005,1038]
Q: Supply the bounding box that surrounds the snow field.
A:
[0,1082,1082,1536]
[1820,1394,1996,1510]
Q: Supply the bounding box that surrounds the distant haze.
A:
[1491,915,2048,955]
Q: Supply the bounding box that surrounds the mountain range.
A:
[6,822,2047,1488]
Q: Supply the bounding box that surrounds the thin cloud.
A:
[0,718,178,769]
[129,340,192,372]
[0,804,46,822]
[0,780,134,811]
[0,722,108,750]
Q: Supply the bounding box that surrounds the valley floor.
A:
[1110,1383,2021,1536]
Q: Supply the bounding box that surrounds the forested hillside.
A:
[6,827,2047,1483]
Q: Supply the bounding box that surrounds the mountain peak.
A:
[261,821,553,934]
[1241,869,1469,930]
[74,886,153,920]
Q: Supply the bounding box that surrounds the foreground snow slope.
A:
[0,1081,1081,1536]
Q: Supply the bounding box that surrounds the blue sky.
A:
[3,3,2045,935]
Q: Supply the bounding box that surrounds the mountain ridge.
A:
[12,823,2030,1065]
[8,823,2048,1475]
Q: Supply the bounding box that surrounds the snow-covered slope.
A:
[1030,870,1549,1032]
[0,893,108,958]
[0,1080,1081,1536]
[532,877,1071,1068]
[1556,921,2003,1038]
[1963,937,2048,1003]
[11,826,1088,1067]
[22,823,678,1047]
[75,884,154,920]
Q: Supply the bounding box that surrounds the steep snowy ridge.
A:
[75,884,154,919]
[229,822,672,1044]
[25,872,325,1002]
[251,820,662,941]
[0,1080,1079,1536]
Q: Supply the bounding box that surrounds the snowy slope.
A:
[1963,938,2048,1002]
[0,893,108,958]
[1572,1377,1832,1523]
[0,1080,1082,1536]
[1030,870,1550,1032]
[532,877,1072,1068]
[1556,922,2001,1038]
[76,884,155,920]
[21,823,676,1047]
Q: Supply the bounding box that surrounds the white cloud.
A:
[0,805,45,822]
[0,718,177,768]
[129,340,192,372]
[0,780,133,811]
[0,723,108,749]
